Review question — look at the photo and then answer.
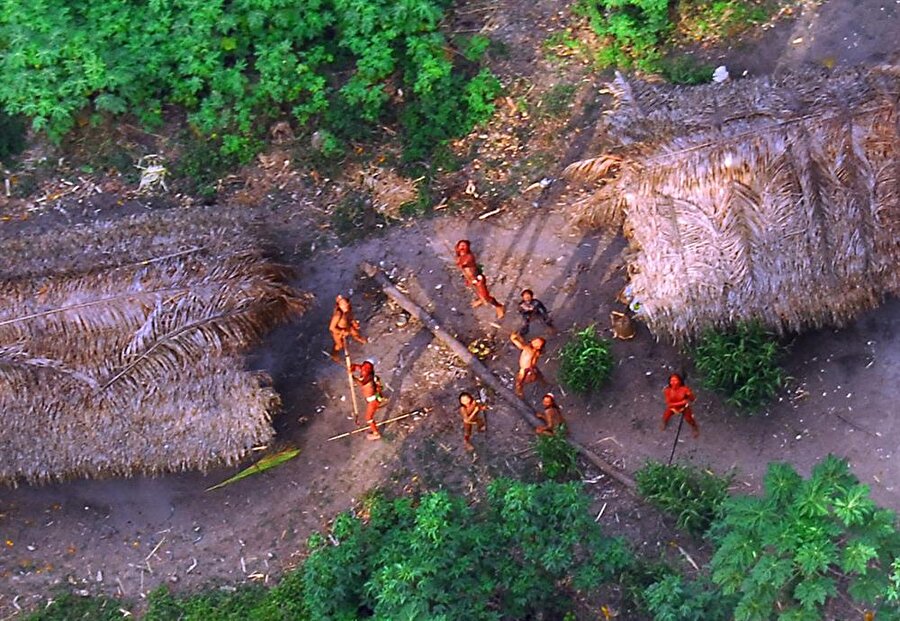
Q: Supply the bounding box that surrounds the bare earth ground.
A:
[2,0,900,618]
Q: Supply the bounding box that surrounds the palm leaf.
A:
[206,447,301,491]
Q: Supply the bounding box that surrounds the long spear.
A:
[327,409,428,441]
[342,336,361,424]
[667,412,686,466]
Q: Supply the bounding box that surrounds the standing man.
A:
[535,393,564,436]
[458,392,487,452]
[455,239,505,319]
[329,294,367,362]
[517,289,554,336]
[350,360,387,440]
[510,332,546,398]
[661,373,699,438]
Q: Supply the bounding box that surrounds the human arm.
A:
[329,309,342,333]
[510,332,526,350]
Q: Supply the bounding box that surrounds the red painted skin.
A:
[455,240,505,318]
[351,361,386,439]
[661,374,699,437]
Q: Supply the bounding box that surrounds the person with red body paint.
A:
[350,360,387,440]
[661,373,699,438]
[454,239,505,319]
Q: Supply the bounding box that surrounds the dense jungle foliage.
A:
[0,0,500,163]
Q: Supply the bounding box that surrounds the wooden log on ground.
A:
[360,262,636,492]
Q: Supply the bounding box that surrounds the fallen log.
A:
[360,262,636,492]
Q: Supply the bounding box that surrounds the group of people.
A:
[328,238,699,447]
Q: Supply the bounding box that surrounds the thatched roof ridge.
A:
[0,208,309,485]
[566,65,900,339]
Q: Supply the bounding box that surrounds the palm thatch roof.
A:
[565,64,900,339]
[0,208,310,486]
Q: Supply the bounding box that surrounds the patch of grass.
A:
[538,83,578,118]
[635,461,731,536]
[691,321,785,412]
[330,191,388,243]
[659,55,715,85]
[534,425,579,480]
[25,593,128,621]
[678,0,776,42]
[174,134,248,201]
[558,325,614,395]
[543,31,593,64]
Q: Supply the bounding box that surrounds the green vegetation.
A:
[692,321,785,411]
[659,56,715,85]
[679,0,772,41]
[303,479,630,619]
[636,461,731,536]
[25,593,126,621]
[539,82,578,117]
[568,0,781,76]
[330,192,388,243]
[0,0,500,164]
[573,0,671,71]
[31,480,629,621]
[644,573,735,621]
[558,325,614,395]
[28,458,900,621]
[534,425,579,479]
[710,455,900,620]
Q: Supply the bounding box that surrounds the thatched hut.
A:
[566,65,900,339]
[0,208,309,485]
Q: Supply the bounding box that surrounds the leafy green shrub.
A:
[0,0,499,164]
[303,479,631,619]
[709,455,900,620]
[559,325,614,395]
[659,56,714,85]
[636,461,731,536]
[691,321,784,411]
[644,573,735,621]
[574,0,671,71]
[534,425,579,479]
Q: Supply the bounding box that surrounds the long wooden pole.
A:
[343,336,361,425]
[327,409,426,441]
[667,414,685,466]
[360,262,636,492]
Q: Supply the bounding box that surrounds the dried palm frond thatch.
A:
[565,65,900,339]
[0,207,310,486]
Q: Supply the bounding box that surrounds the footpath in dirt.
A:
[2,0,900,618]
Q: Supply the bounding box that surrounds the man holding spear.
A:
[329,294,368,423]
[661,374,699,438]
[350,360,388,440]
[329,294,367,363]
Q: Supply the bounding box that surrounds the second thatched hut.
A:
[566,64,900,340]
